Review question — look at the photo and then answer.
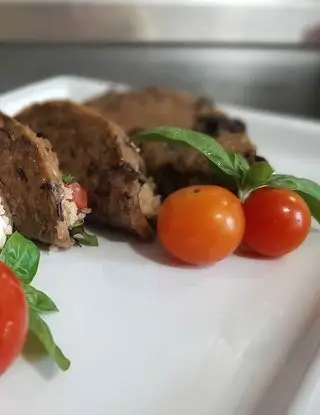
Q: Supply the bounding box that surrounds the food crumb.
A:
[49,245,59,253]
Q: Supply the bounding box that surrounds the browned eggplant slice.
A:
[16,101,160,239]
[86,86,264,196]
[0,112,72,248]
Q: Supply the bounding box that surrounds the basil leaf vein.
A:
[24,285,59,313]
[61,171,75,185]
[133,127,243,181]
[227,152,250,177]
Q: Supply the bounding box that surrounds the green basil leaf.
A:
[268,174,320,198]
[69,219,84,228]
[268,174,320,224]
[133,127,240,181]
[296,192,320,224]
[0,232,40,284]
[24,284,38,307]
[28,310,70,371]
[24,285,59,313]
[61,171,75,185]
[70,224,99,247]
[227,152,250,176]
[243,161,274,189]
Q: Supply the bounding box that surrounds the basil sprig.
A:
[134,127,320,224]
[61,171,75,185]
[69,221,99,247]
[0,232,70,371]
[242,161,274,190]
[135,127,246,186]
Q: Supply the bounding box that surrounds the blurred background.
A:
[0,0,320,119]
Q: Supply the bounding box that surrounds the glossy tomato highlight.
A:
[0,262,28,375]
[157,185,245,265]
[243,187,311,257]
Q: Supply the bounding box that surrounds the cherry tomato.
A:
[0,262,28,376]
[243,187,311,258]
[157,185,245,265]
[67,182,88,211]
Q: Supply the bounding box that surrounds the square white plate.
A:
[0,76,320,415]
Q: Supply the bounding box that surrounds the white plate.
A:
[282,316,320,415]
[0,76,320,415]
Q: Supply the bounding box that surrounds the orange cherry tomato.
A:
[67,182,88,211]
[157,185,245,265]
[243,187,311,258]
[0,262,28,376]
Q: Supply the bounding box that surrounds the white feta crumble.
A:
[61,185,90,229]
[0,197,13,249]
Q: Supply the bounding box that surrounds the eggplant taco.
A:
[0,112,97,248]
[86,86,266,197]
[16,101,160,240]
[86,85,216,133]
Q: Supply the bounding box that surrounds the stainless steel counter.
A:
[0,2,319,119]
[0,45,319,119]
[0,2,320,46]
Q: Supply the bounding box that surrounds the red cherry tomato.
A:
[0,262,28,376]
[67,182,88,211]
[157,185,245,265]
[243,187,311,258]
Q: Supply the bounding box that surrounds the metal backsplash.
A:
[0,2,319,119]
[0,45,319,120]
[0,2,320,45]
